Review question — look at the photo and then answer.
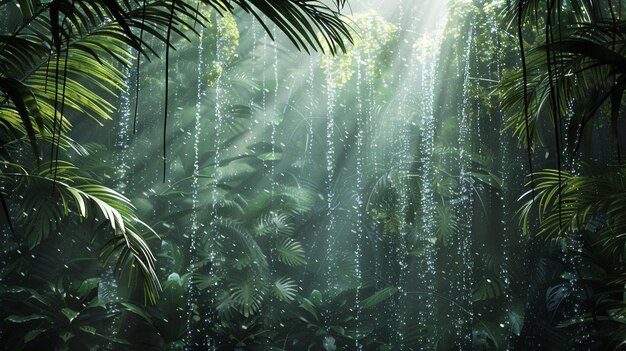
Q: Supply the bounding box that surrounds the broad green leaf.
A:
[24,328,46,343]
[121,302,153,325]
[361,286,398,309]
[77,278,100,298]
[272,277,298,302]
[275,237,306,266]
[61,308,79,322]
[310,290,323,307]
[472,277,504,301]
[298,297,318,320]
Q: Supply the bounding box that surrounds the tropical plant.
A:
[501,0,626,176]
[9,0,626,349]
[119,273,188,350]
[0,277,124,350]
[497,0,626,346]
[274,288,381,350]
[0,0,353,301]
[191,185,314,319]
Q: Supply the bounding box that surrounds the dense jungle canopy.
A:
[2,0,626,349]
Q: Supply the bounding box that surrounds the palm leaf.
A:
[434,204,458,246]
[272,276,297,302]
[472,276,505,301]
[220,0,353,55]
[255,211,294,237]
[275,237,306,266]
[228,276,265,317]
[3,160,161,302]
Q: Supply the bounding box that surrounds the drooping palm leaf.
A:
[2,160,161,302]
[519,164,626,260]
[215,0,353,55]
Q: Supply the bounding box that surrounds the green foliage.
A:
[288,289,361,349]
[255,212,294,237]
[361,286,398,309]
[321,10,398,87]
[2,160,161,302]
[0,277,128,350]
[519,165,626,242]
[272,277,298,302]
[227,276,265,317]
[120,274,190,349]
[275,237,306,266]
[472,276,504,301]
[434,205,458,246]
[207,13,240,84]
[8,0,626,349]
[0,0,357,346]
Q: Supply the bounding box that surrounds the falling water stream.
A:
[203,15,232,350]
[324,58,338,298]
[416,22,445,349]
[101,60,137,350]
[185,25,205,350]
[353,50,365,351]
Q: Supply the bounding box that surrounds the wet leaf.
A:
[61,308,78,322]
[257,152,283,161]
[361,286,398,309]
[5,314,48,323]
[24,328,46,343]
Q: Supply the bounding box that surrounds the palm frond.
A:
[272,276,297,302]
[472,276,505,301]
[212,217,269,270]
[499,12,626,158]
[434,204,458,246]
[275,237,306,266]
[228,275,265,317]
[255,211,294,237]
[519,164,626,263]
[2,160,160,302]
[220,0,353,55]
